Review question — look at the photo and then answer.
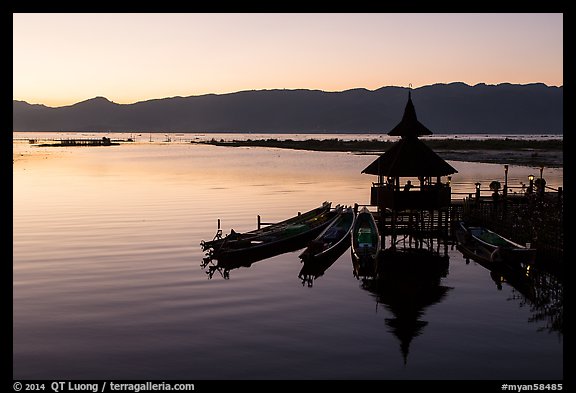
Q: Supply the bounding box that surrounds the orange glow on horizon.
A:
[13,13,563,108]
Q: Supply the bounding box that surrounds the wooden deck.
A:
[363,189,562,267]
[462,193,563,265]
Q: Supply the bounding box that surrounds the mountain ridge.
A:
[13,82,563,134]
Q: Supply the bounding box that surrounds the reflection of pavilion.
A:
[357,92,456,363]
[361,251,453,364]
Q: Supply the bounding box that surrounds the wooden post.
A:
[391,210,397,249]
[503,165,509,198]
[475,183,481,202]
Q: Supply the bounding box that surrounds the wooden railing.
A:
[370,184,452,210]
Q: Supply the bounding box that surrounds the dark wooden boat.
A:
[297,206,355,286]
[351,206,381,278]
[201,201,332,252]
[208,204,342,264]
[299,206,355,262]
[455,221,536,265]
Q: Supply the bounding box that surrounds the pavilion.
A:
[362,90,458,244]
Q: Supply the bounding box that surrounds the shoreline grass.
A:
[192,137,563,168]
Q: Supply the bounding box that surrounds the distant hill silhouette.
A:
[13,82,563,134]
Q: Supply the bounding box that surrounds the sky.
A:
[13,13,563,107]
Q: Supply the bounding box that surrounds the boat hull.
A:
[351,207,381,279]
[456,221,536,266]
[201,201,332,252]
[211,206,341,265]
[299,207,355,262]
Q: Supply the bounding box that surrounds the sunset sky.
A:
[13,13,563,107]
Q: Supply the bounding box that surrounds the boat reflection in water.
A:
[200,202,341,279]
[201,255,254,280]
[465,252,563,336]
[298,246,349,287]
[360,248,453,365]
[455,220,562,336]
[351,251,377,279]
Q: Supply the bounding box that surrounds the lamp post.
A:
[528,174,534,194]
[475,182,481,201]
[539,166,545,196]
[503,165,508,198]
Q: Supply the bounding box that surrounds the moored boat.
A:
[201,201,332,252]
[456,221,536,265]
[207,204,342,264]
[299,205,355,262]
[351,206,381,278]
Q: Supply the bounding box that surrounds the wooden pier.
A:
[358,184,563,269]
[461,190,563,266]
[357,90,563,269]
[375,204,463,238]
[359,202,461,261]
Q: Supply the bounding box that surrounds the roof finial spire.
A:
[386,83,433,138]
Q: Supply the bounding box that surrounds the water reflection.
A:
[14,134,563,379]
[201,238,350,283]
[519,268,563,335]
[201,257,253,280]
[201,203,347,280]
[298,246,349,287]
[360,250,453,364]
[351,249,378,280]
[467,256,563,336]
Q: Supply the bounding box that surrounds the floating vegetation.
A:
[192,137,563,167]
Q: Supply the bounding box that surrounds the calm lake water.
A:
[13,134,563,380]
